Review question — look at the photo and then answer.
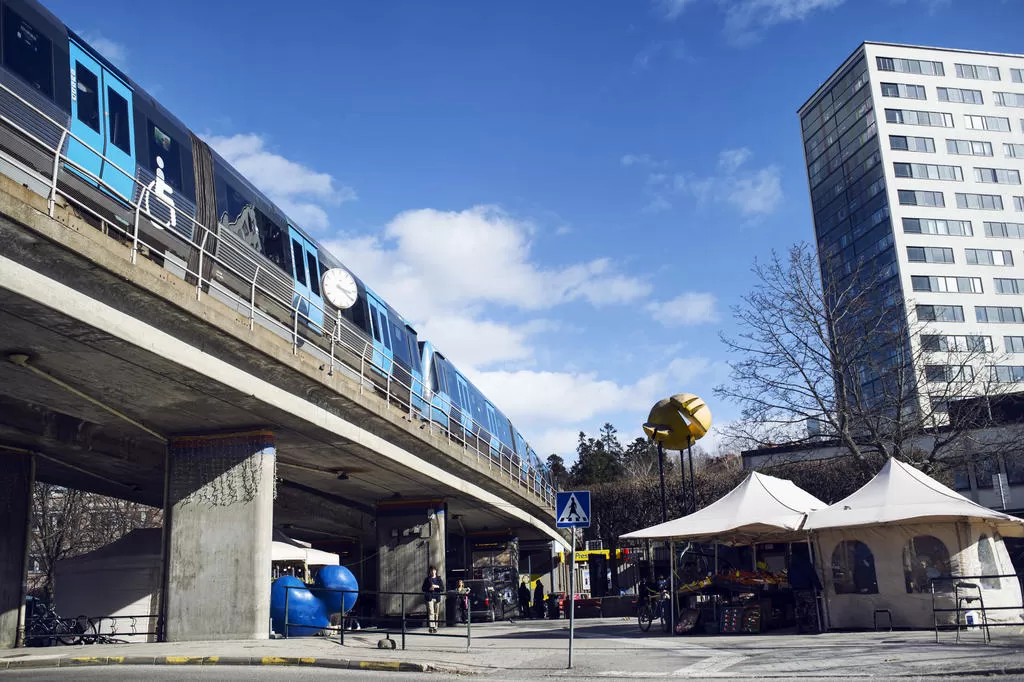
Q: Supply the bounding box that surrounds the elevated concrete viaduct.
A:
[0,176,563,646]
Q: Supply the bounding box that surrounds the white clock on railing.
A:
[322,267,358,310]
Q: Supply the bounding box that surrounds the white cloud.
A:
[653,0,846,44]
[79,32,128,68]
[646,292,719,326]
[628,147,782,217]
[654,0,699,20]
[471,356,711,425]
[207,133,356,231]
[327,206,650,370]
[724,0,846,44]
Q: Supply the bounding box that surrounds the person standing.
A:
[455,579,470,624]
[422,566,444,633]
[518,578,531,618]
[533,580,545,619]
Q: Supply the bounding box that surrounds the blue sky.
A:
[45,0,1024,460]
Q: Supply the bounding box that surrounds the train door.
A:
[68,40,136,201]
[453,374,474,437]
[287,227,325,329]
[365,291,394,377]
[485,404,502,459]
[426,349,451,429]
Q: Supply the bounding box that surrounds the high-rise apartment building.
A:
[800,42,1024,412]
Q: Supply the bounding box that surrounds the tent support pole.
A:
[807,532,828,632]
[670,540,676,635]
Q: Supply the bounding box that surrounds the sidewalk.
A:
[3,618,1024,677]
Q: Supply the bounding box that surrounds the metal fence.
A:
[281,585,472,650]
[930,573,1024,643]
[0,75,555,509]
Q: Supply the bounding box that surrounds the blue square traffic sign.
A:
[555,491,590,528]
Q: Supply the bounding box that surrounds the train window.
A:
[148,121,182,191]
[305,252,320,295]
[3,6,54,98]
[389,317,412,367]
[291,239,307,285]
[74,64,99,132]
[107,88,130,154]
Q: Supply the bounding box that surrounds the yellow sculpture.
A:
[642,393,712,450]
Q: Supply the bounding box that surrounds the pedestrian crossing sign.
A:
[556,491,591,528]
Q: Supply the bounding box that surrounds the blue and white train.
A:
[0,0,550,492]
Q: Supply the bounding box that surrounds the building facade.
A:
[799,42,1024,410]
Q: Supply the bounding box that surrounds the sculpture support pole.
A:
[656,440,668,524]
[687,439,696,515]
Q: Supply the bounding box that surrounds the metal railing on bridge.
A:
[0,78,555,509]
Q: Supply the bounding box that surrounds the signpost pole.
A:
[568,527,576,669]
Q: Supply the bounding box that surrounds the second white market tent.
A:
[803,457,1024,630]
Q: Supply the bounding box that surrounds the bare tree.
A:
[715,242,1013,474]
[30,483,162,601]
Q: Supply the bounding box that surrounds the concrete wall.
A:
[376,500,446,618]
[164,432,275,641]
[0,452,32,648]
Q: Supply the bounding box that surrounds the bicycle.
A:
[24,602,87,646]
[637,590,671,633]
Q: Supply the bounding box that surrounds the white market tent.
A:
[804,458,1024,630]
[621,471,827,544]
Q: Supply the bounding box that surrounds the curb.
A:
[0,655,431,673]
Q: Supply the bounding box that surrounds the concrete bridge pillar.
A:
[164,431,275,641]
[0,451,32,648]
[376,499,446,619]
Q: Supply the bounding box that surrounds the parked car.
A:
[462,580,498,622]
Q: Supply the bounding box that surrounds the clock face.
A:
[321,268,358,309]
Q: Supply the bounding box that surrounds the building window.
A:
[903,535,952,593]
[1006,144,1024,159]
[994,92,1024,108]
[975,456,1000,488]
[890,135,935,153]
[832,540,879,594]
[1005,336,1024,352]
[886,108,954,127]
[965,114,1011,132]
[925,364,974,383]
[894,163,962,181]
[990,365,1024,382]
[1013,68,1024,84]
[946,139,993,157]
[976,306,1024,323]
[966,248,1013,266]
[907,246,954,263]
[937,87,984,104]
[1005,455,1024,484]
[921,334,992,352]
[899,189,945,207]
[951,463,971,491]
[984,222,1024,238]
[916,304,965,322]
[995,279,1024,295]
[877,56,944,76]
[1016,197,1024,212]
[903,218,972,236]
[956,193,1003,210]
[882,82,927,99]
[911,275,981,293]
[975,168,1022,185]
[955,63,1001,81]
[977,534,1004,590]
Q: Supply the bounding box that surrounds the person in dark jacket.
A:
[533,581,545,619]
[518,578,531,618]
[421,566,444,633]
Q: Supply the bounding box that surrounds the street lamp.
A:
[642,393,713,517]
